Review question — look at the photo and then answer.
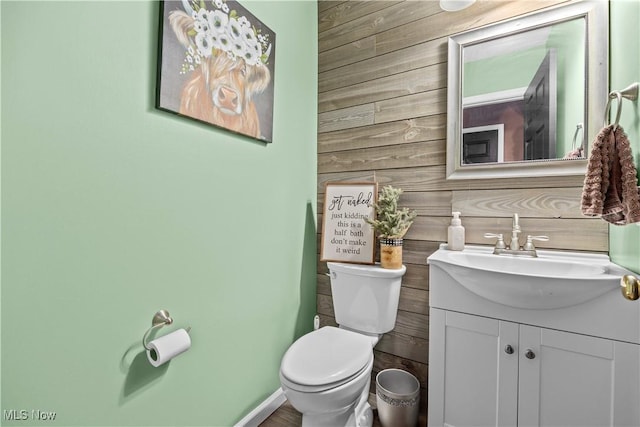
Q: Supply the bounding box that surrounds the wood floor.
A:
[258,400,302,427]
[259,394,387,427]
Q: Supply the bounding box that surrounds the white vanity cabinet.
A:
[427,246,640,427]
[428,309,640,427]
[429,310,518,426]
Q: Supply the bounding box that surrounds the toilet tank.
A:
[327,262,406,334]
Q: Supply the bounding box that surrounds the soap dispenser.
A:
[447,211,465,251]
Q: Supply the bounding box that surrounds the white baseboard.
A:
[234,387,286,427]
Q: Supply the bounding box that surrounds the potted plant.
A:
[365,185,417,269]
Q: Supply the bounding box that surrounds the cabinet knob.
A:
[621,275,640,301]
[525,349,536,359]
[504,344,514,354]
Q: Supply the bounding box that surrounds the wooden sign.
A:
[320,182,377,264]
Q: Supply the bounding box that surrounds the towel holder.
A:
[604,82,639,131]
[571,123,584,150]
[142,309,173,350]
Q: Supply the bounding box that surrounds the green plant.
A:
[366,185,417,238]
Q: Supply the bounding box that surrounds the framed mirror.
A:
[446,1,608,180]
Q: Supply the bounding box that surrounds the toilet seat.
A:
[280,326,373,392]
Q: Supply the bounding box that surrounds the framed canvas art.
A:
[156,0,276,143]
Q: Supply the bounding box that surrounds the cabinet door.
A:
[428,309,519,427]
[518,325,640,427]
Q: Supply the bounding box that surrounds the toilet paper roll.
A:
[146,328,191,367]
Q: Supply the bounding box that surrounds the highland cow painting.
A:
[157,0,276,143]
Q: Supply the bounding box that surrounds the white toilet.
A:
[279,262,406,427]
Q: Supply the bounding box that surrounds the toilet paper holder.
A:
[142,309,190,350]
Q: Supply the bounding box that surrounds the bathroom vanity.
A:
[427,244,640,427]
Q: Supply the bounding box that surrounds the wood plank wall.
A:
[316,1,608,424]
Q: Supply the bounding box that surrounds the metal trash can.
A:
[376,368,420,427]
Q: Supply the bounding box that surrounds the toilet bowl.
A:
[280,326,375,426]
[279,262,406,427]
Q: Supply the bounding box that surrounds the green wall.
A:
[1,1,318,426]
[609,0,640,274]
[463,46,546,98]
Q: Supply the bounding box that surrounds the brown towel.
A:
[581,125,640,225]
[563,146,584,160]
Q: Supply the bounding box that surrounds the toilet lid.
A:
[281,326,372,387]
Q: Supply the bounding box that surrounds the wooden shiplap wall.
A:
[316,1,608,424]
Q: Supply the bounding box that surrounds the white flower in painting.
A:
[252,39,263,57]
[178,0,271,74]
[240,26,257,47]
[228,18,242,39]
[195,32,214,57]
[199,8,214,23]
[210,33,220,49]
[196,9,212,31]
[238,16,249,27]
[193,19,204,33]
[230,38,246,58]
[242,46,259,66]
[216,32,231,51]
[209,9,228,33]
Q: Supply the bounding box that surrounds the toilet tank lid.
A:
[327,262,406,278]
[280,327,372,386]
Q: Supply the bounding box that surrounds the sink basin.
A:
[427,244,627,310]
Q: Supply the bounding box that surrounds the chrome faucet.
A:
[510,213,521,250]
[484,213,549,257]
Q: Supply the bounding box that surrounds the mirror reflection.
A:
[445,1,608,180]
[461,18,586,165]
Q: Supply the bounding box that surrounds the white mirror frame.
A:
[446,0,608,180]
